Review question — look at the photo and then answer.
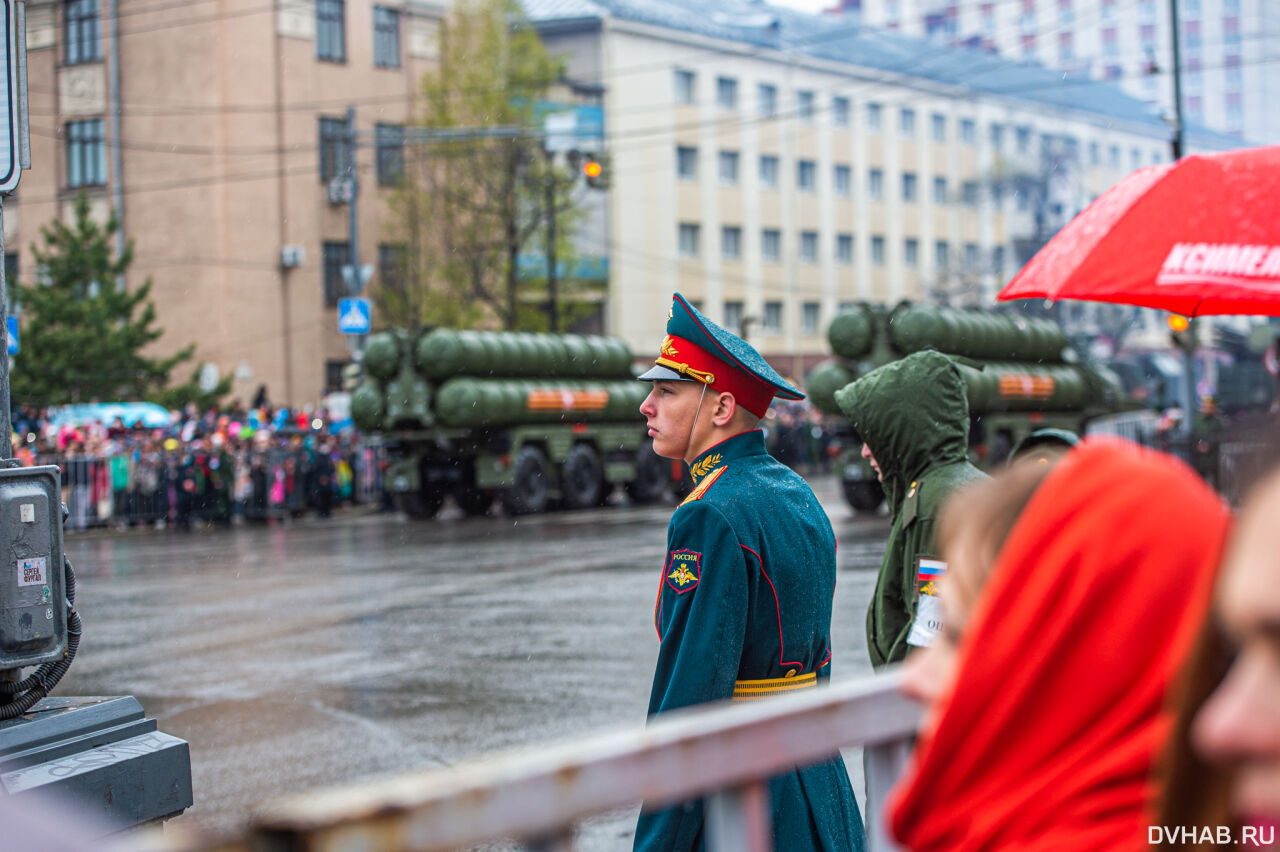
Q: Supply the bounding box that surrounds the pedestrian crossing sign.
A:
[338,298,371,335]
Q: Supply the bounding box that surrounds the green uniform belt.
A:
[732,671,818,702]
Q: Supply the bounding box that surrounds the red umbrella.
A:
[997,145,1280,317]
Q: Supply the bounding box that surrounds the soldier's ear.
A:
[710,392,737,427]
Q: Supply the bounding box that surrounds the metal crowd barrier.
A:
[39,443,389,531]
[146,671,920,852]
[1084,409,1161,447]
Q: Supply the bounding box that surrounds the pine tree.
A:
[11,193,226,408]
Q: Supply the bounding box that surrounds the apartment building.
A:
[843,0,1280,144]
[526,0,1238,376]
[14,0,448,406]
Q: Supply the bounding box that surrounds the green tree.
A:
[377,0,588,332]
[11,193,227,408]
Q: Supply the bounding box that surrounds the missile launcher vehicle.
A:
[808,303,1129,511]
[352,328,669,517]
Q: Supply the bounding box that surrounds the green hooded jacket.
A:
[834,350,988,667]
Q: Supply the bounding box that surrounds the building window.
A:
[759,155,779,189]
[677,146,698,180]
[762,229,781,262]
[758,83,777,117]
[375,123,403,186]
[319,116,348,182]
[378,243,406,293]
[836,233,853,264]
[64,0,100,65]
[797,160,816,192]
[935,240,949,269]
[323,241,351,306]
[1109,144,1121,168]
[719,150,739,185]
[871,236,886,266]
[800,231,818,263]
[763,301,782,334]
[866,101,882,131]
[904,238,919,267]
[723,300,743,333]
[1131,147,1142,170]
[675,69,695,104]
[716,76,738,110]
[316,0,346,62]
[372,6,400,68]
[868,168,883,201]
[1089,141,1100,165]
[964,243,980,270]
[833,96,850,126]
[834,164,851,197]
[933,176,947,204]
[931,112,946,142]
[678,223,700,258]
[802,302,820,335]
[722,226,742,260]
[65,118,106,187]
[990,123,1004,150]
[1016,126,1031,153]
[902,172,918,202]
[962,181,980,207]
[960,119,976,145]
[900,107,915,137]
[796,90,814,121]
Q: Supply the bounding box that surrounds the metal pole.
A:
[1168,0,1185,161]
[0,203,10,460]
[545,150,558,333]
[345,106,364,367]
[1168,0,1196,460]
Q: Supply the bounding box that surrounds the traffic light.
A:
[580,153,608,189]
[1168,313,1196,353]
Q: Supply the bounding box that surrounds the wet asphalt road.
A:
[57,474,890,845]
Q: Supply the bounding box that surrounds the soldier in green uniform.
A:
[634,293,864,852]
[834,350,988,668]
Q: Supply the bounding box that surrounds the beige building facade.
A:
[531,1,1238,376]
[15,0,448,407]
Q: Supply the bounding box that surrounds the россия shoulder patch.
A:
[665,549,701,594]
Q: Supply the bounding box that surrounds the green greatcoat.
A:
[834,350,988,668]
[634,430,865,852]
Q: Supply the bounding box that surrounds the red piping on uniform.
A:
[819,648,832,669]
[741,544,804,672]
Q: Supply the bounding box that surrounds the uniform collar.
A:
[688,430,766,484]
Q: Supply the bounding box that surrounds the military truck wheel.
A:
[562,444,604,510]
[503,446,549,515]
[625,439,670,505]
[454,488,494,516]
[842,479,884,513]
[395,488,444,519]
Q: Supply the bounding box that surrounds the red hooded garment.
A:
[889,440,1231,851]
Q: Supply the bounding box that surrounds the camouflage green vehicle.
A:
[807,303,1130,511]
[351,328,670,518]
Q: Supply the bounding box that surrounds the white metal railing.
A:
[145,672,920,852]
[1085,409,1161,447]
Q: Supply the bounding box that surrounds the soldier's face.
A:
[1194,476,1280,819]
[640,380,703,460]
[861,443,882,481]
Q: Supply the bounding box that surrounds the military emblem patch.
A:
[665,549,701,595]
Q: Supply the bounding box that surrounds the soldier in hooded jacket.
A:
[834,350,988,667]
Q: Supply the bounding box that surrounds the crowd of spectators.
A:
[8,392,381,531]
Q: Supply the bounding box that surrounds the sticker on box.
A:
[18,557,47,587]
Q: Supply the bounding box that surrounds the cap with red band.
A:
[637,293,803,418]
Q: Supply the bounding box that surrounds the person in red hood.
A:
[890,440,1230,851]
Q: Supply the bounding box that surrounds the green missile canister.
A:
[827,305,874,360]
[351,381,386,432]
[805,359,860,416]
[889,304,1068,362]
[415,328,633,379]
[434,378,649,427]
[362,331,402,381]
[955,362,1092,413]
